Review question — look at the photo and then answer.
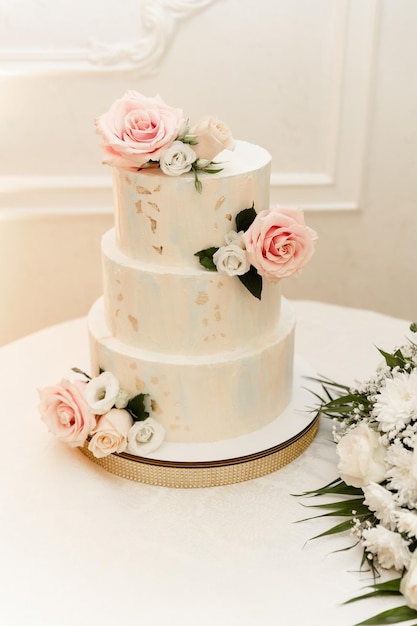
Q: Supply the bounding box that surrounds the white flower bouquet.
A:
[299,323,417,625]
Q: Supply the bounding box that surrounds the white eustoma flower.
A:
[213,244,250,277]
[373,369,417,433]
[85,371,120,415]
[127,418,165,456]
[159,141,196,176]
[362,525,411,571]
[363,483,399,530]
[224,230,245,248]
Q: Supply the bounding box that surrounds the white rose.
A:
[127,418,165,456]
[159,140,196,176]
[336,423,386,488]
[88,408,132,458]
[190,116,235,161]
[401,553,417,609]
[213,244,250,277]
[85,371,119,415]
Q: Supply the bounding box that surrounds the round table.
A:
[0,301,411,626]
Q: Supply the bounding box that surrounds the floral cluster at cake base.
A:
[38,370,164,459]
[95,90,235,192]
[299,323,417,626]
[195,204,318,299]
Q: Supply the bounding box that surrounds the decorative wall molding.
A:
[0,0,220,74]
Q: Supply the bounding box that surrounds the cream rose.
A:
[242,207,318,280]
[38,379,96,447]
[85,371,119,415]
[401,553,417,609]
[127,418,165,456]
[336,423,387,488]
[88,409,132,458]
[159,141,196,176]
[95,91,185,170]
[213,244,250,276]
[190,116,235,161]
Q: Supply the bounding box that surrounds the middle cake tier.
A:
[102,228,282,355]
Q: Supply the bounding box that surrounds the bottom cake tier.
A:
[88,297,295,444]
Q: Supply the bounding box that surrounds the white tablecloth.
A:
[0,301,412,626]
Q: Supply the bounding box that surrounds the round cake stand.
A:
[79,357,320,488]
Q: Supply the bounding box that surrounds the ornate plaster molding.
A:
[0,0,220,74]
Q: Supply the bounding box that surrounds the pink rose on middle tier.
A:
[242,206,318,280]
[95,91,185,170]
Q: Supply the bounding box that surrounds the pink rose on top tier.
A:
[95,91,185,170]
[243,206,318,280]
[38,380,96,447]
[190,116,235,161]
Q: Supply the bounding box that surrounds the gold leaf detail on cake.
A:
[153,184,161,193]
[117,293,124,301]
[215,196,226,210]
[134,377,145,392]
[124,175,132,184]
[147,201,160,212]
[129,362,138,370]
[151,400,162,414]
[202,318,209,326]
[163,391,170,396]
[196,291,209,305]
[135,200,143,213]
[152,245,163,255]
[148,217,157,234]
[150,376,159,384]
[128,315,138,332]
[115,308,120,318]
[217,281,224,288]
[225,213,232,221]
[214,309,221,322]
[136,185,151,194]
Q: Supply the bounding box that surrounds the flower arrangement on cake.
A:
[95,90,235,192]
[299,323,417,625]
[195,203,317,299]
[38,369,164,459]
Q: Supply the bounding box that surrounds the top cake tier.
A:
[113,140,271,266]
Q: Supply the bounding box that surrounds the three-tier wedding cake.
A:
[38,91,317,483]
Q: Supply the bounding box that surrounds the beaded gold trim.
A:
[79,414,319,488]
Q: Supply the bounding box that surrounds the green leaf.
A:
[310,518,355,539]
[235,205,257,232]
[126,393,150,421]
[377,347,406,369]
[354,605,417,625]
[238,265,262,299]
[194,247,219,271]
[345,579,402,604]
[71,367,92,380]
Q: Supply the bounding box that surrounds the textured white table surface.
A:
[0,301,412,626]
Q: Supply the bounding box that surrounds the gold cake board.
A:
[80,414,319,488]
[79,358,320,488]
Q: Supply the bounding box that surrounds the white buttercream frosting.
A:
[88,139,296,444]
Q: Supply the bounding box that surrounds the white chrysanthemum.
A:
[363,483,399,530]
[396,510,417,538]
[362,525,411,571]
[373,369,417,433]
[385,441,417,508]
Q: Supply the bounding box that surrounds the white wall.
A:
[1,0,416,345]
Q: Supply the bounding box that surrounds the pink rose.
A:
[95,91,185,170]
[38,380,96,447]
[190,116,235,161]
[242,206,318,280]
